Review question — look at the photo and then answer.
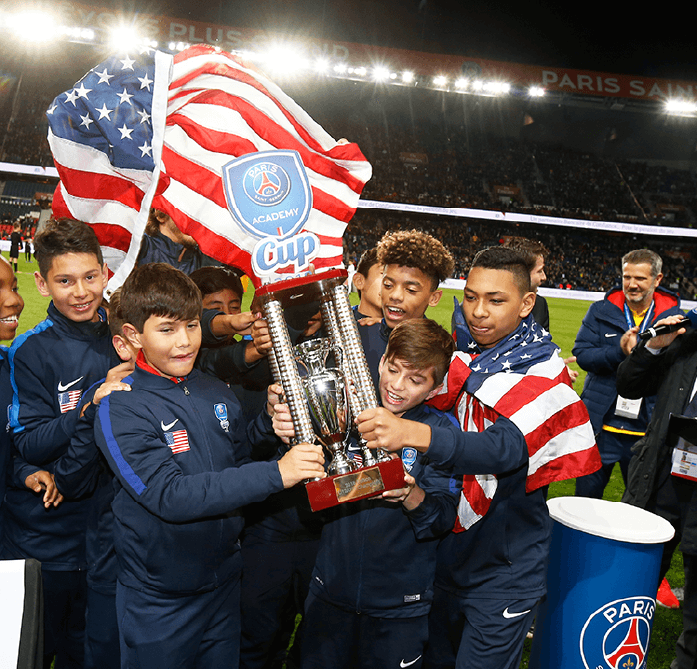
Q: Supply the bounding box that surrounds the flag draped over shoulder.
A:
[46,44,372,290]
[430,314,600,530]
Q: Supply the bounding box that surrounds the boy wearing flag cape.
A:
[357,247,600,669]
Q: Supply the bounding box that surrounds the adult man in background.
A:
[573,249,681,499]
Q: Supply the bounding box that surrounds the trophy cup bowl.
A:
[295,339,354,476]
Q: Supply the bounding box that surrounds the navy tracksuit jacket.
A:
[94,361,285,596]
[309,403,460,618]
[1,302,115,569]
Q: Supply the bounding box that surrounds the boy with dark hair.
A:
[93,262,325,669]
[358,247,599,669]
[502,236,549,329]
[352,247,383,320]
[0,255,24,539]
[275,318,459,669]
[189,265,244,316]
[360,229,454,388]
[53,287,134,669]
[2,217,117,669]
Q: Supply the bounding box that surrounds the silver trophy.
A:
[256,269,405,511]
[295,339,353,476]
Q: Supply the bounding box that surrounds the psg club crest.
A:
[222,150,318,278]
[579,596,654,669]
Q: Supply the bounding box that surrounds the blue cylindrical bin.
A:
[529,497,675,669]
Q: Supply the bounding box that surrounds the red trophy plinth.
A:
[305,457,406,512]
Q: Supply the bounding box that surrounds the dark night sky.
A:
[101,0,697,81]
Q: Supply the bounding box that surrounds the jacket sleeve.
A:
[616,340,679,400]
[405,459,459,540]
[95,395,285,523]
[426,415,529,475]
[572,304,625,375]
[53,388,103,500]
[246,405,285,461]
[10,346,79,466]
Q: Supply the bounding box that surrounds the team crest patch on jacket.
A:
[401,447,417,471]
[164,429,190,454]
[214,403,229,432]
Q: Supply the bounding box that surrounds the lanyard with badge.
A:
[614,301,655,420]
[670,413,697,482]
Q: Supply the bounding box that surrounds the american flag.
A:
[164,429,190,454]
[46,44,372,290]
[430,315,600,530]
[58,390,82,414]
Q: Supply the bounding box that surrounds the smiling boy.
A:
[298,318,459,669]
[358,247,599,669]
[359,229,454,388]
[93,262,325,669]
[2,218,117,669]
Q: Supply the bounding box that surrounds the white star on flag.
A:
[118,124,134,140]
[95,68,114,85]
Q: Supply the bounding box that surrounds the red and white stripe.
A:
[432,351,599,530]
[153,45,371,285]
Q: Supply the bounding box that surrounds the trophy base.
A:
[305,457,405,512]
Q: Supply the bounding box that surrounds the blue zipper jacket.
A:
[95,362,285,596]
[572,285,681,434]
[1,302,115,570]
[309,403,459,618]
[410,411,551,600]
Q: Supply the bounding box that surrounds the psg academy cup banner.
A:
[45,43,372,292]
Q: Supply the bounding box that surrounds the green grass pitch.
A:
[7,253,682,668]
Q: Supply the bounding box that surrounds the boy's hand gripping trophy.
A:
[255,268,404,511]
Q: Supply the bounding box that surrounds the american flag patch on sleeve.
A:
[164,430,190,454]
[58,390,82,414]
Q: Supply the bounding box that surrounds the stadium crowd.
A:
[344,208,697,297]
[2,83,697,229]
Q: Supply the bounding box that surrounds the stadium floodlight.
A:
[433,75,448,87]
[334,63,348,74]
[483,81,511,95]
[7,10,60,43]
[262,46,309,74]
[665,99,697,115]
[455,78,469,90]
[108,25,151,52]
[373,66,390,82]
[401,71,414,83]
[314,58,329,73]
[353,66,367,76]
[529,86,546,98]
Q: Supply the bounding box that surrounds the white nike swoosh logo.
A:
[400,657,422,668]
[57,377,84,392]
[502,607,532,619]
[605,333,618,337]
[161,419,179,431]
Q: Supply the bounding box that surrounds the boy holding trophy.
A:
[274,318,459,669]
